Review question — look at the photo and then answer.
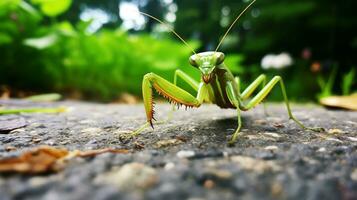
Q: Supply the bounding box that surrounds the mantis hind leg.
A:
[238,74,268,115]
[241,76,324,132]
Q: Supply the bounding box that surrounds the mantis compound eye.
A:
[216,53,225,65]
[189,56,199,67]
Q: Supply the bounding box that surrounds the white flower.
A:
[261,52,293,70]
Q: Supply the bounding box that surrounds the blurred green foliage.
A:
[0,0,355,102]
[0,1,200,101]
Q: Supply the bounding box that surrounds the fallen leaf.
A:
[320,94,357,111]
[0,146,69,174]
[0,146,129,174]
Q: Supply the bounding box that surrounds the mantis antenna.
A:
[215,0,257,52]
[139,11,197,55]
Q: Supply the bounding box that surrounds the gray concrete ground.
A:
[0,99,356,200]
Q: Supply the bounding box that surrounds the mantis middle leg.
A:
[174,69,199,91]
[225,81,243,145]
[170,70,200,115]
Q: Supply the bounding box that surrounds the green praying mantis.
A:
[131,0,324,145]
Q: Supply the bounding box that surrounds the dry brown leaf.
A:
[0,146,129,174]
[320,94,357,111]
[0,146,69,174]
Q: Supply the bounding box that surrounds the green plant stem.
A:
[0,107,66,115]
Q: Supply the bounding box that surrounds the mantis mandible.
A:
[132,0,324,145]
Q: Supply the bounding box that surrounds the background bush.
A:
[0,0,355,102]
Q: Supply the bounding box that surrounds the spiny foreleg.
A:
[142,72,201,128]
[130,73,205,138]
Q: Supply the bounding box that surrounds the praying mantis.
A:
[131,0,324,145]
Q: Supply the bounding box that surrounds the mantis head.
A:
[189,52,224,83]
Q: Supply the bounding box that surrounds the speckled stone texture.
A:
[0,99,356,200]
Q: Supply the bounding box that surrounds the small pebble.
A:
[346,137,357,142]
[254,119,267,125]
[231,156,281,173]
[273,123,284,128]
[203,179,215,189]
[223,151,229,157]
[164,162,175,170]
[32,137,42,143]
[265,145,279,151]
[94,162,158,191]
[327,128,344,135]
[351,169,357,181]
[29,177,49,187]
[134,141,145,150]
[271,182,283,197]
[245,135,260,140]
[81,127,103,136]
[317,147,326,152]
[262,132,282,138]
[154,139,183,148]
[176,150,195,158]
[326,138,343,143]
[5,146,16,151]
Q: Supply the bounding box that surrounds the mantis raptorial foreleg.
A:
[129,73,208,138]
[144,72,201,124]
[131,72,204,137]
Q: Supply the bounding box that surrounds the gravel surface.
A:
[0,99,356,200]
